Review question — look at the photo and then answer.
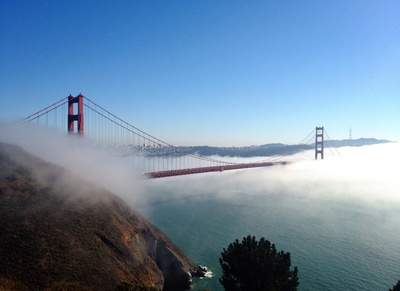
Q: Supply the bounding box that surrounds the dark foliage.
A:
[115,280,159,291]
[45,281,94,290]
[219,235,299,291]
[390,280,400,291]
[0,277,29,290]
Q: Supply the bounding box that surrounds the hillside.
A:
[0,143,204,291]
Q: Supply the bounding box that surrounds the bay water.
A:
[135,145,400,291]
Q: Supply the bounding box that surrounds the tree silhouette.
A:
[219,235,299,291]
[390,280,400,291]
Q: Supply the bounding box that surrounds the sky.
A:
[1,1,399,146]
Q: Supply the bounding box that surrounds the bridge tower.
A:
[315,126,324,159]
[68,94,84,135]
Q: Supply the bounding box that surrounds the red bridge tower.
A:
[67,94,84,135]
[315,126,324,159]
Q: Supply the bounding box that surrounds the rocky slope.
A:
[0,143,203,290]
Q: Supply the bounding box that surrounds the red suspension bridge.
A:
[22,94,336,178]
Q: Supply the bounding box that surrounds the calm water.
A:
[138,171,400,290]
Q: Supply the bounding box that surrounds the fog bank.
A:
[0,123,145,205]
[1,123,399,209]
[142,142,400,208]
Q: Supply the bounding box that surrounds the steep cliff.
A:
[0,143,203,290]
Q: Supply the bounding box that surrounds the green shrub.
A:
[115,280,159,291]
[219,235,299,291]
[45,281,93,291]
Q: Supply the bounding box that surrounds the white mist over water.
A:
[2,123,400,290]
[141,141,400,208]
[138,141,400,291]
[2,122,399,212]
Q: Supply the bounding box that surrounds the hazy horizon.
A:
[1,123,399,211]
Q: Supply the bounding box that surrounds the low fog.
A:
[1,123,399,210]
[144,142,400,208]
[0,123,146,205]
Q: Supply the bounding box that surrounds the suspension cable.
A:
[257,128,316,163]
[84,98,236,166]
[23,97,69,122]
[324,129,341,156]
[22,96,339,168]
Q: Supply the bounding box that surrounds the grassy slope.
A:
[0,143,197,290]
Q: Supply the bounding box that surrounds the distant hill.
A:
[324,138,392,147]
[0,144,204,291]
[182,138,392,157]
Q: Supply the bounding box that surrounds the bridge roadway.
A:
[144,161,289,179]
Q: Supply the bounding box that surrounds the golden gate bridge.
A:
[22,94,337,178]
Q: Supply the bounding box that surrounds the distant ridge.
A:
[325,138,392,147]
[182,138,392,157]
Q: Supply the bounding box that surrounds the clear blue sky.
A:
[1,1,399,146]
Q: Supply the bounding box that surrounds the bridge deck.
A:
[144,161,289,179]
